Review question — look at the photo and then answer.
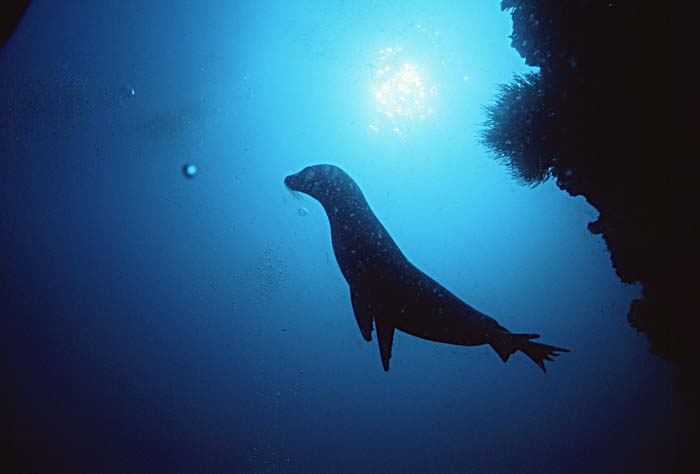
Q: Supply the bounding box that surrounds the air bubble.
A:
[182,163,198,178]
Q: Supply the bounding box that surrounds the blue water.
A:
[0,2,678,473]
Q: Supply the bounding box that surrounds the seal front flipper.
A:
[350,288,373,342]
[376,318,395,372]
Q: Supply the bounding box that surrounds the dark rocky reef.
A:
[483,1,699,368]
[484,6,700,466]
[0,1,30,50]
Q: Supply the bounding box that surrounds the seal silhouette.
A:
[285,164,569,372]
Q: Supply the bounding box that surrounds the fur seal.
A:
[284,164,569,372]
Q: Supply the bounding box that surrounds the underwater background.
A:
[0,1,684,473]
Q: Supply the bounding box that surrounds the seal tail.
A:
[491,333,569,373]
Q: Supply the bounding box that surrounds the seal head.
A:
[284,164,363,208]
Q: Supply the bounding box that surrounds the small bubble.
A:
[297,207,308,216]
[182,163,198,178]
[123,85,135,98]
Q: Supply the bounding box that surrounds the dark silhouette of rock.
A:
[483,1,699,369]
[483,5,700,469]
[0,1,30,50]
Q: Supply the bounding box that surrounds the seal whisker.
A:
[285,185,302,200]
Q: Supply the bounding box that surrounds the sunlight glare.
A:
[370,47,436,135]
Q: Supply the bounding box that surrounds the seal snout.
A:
[284,174,298,191]
[284,173,304,200]
[285,165,327,198]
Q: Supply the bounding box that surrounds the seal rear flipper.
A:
[518,337,569,373]
[376,319,395,372]
[350,288,374,342]
[491,333,569,373]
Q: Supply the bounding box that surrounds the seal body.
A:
[285,164,568,371]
